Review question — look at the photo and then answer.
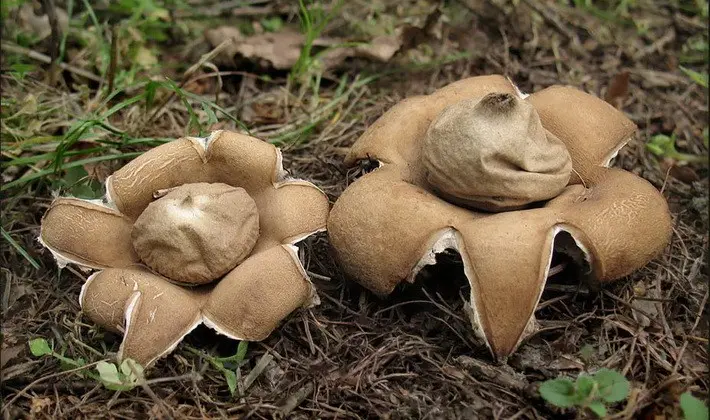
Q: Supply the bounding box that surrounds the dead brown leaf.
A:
[18,4,69,41]
[204,27,403,71]
[0,344,25,369]
[605,70,630,109]
[243,101,285,124]
[631,280,661,328]
[660,158,700,184]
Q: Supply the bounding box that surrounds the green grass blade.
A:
[1,152,142,191]
[2,146,112,168]
[680,66,709,88]
[1,227,41,270]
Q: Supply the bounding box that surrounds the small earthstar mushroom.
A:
[40,130,330,367]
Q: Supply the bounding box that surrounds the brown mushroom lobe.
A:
[421,92,573,212]
[131,182,259,284]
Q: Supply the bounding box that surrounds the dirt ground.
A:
[1,0,708,419]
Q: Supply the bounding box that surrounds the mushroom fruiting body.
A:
[40,130,329,367]
[327,75,672,360]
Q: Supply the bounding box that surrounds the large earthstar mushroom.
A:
[327,75,672,360]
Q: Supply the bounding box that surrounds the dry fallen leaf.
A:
[353,35,403,62]
[632,280,661,328]
[605,71,630,109]
[243,101,285,124]
[18,4,69,41]
[204,27,403,71]
[0,344,25,369]
[659,157,700,184]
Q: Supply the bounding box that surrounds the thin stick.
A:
[2,360,106,412]
[0,42,103,83]
[41,0,62,84]
[107,25,119,95]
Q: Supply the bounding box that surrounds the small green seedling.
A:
[29,337,89,371]
[680,392,709,420]
[646,133,707,164]
[186,341,249,396]
[539,368,630,417]
[96,359,144,391]
[29,337,144,391]
[260,16,284,32]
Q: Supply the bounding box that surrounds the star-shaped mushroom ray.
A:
[328,165,477,295]
[527,85,637,185]
[40,198,140,269]
[250,180,330,253]
[547,167,672,282]
[202,244,315,341]
[80,267,209,367]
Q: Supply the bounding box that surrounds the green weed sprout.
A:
[646,133,707,164]
[539,368,630,417]
[185,341,249,397]
[29,337,144,391]
[680,392,709,420]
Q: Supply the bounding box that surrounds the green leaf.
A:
[593,369,630,403]
[96,361,122,385]
[201,102,218,136]
[224,369,237,396]
[540,378,577,408]
[680,393,709,420]
[9,63,35,79]
[647,134,677,157]
[145,80,159,108]
[680,66,709,88]
[236,341,248,363]
[579,344,595,363]
[214,341,249,364]
[576,375,597,403]
[260,16,284,32]
[29,338,52,357]
[587,401,608,418]
[703,127,708,148]
[120,358,144,383]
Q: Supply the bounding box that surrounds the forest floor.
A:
[1,0,708,419]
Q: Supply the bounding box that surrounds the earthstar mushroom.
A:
[40,130,330,367]
[327,75,672,360]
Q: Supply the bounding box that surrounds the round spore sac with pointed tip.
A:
[422,92,573,212]
[131,182,259,285]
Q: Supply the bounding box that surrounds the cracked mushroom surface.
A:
[40,130,329,367]
[327,75,672,361]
